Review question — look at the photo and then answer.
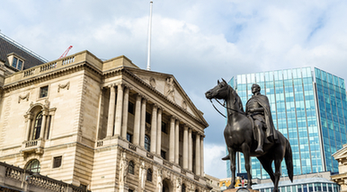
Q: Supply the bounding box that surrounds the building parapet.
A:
[0,161,90,192]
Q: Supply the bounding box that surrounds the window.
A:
[161,150,166,159]
[127,133,133,143]
[53,156,62,168]
[145,135,150,152]
[128,102,134,114]
[26,159,40,173]
[11,57,24,70]
[129,189,134,192]
[182,184,186,192]
[80,184,87,190]
[146,112,151,124]
[128,161,134,174]
[147,169,152,182]
[162,122,167,133]
[39,86,49,98]
[32,112,43,140]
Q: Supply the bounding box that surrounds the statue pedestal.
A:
[224,188,259,192]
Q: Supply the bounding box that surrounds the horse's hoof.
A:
[255,148,264,153]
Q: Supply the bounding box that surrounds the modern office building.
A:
[226,67,347,181]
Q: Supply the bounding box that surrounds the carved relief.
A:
[176,177,182,192]
[119,151,128,192]
[164,77,175,103]
[139,161,146,190]
[182,100,187,110]
[157,169,163,192]
[18,93,30,103]
[57,81,70,92]
[119,151,128,183]
[150,77,156,88]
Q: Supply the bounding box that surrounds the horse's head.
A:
[205,78,231,100]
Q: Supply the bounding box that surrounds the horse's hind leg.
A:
[273,157,283,192]
[241,143,252,189]
[258,156,275,184]
[227,147,236,189]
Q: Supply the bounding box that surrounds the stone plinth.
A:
[224,188,259,192]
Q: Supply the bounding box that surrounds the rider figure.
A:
[246,84,278,153]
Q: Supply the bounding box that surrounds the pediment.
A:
[333,145,347,159]
[125,67,207,126]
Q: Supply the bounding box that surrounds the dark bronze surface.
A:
[205,79,293,192]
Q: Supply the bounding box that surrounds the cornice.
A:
[3,61,102,92]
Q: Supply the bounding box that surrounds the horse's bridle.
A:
[209,99,246,118]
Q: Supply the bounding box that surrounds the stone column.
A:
[156,108,162,156]
[24,113,33,141]
[150,105,158,153]
[39,111,47,139]
[169,117,175,163]
[95,88,104,140]
[114,84,124,136]
[107,85,116,137]
[121,87,129,139]
[133,95,142,145]
[188,128,192,171]
[200,136,204,176]
[195,133,201,176]
[140,98,147,148]
[175,120,179,164]
[183,126,189,169]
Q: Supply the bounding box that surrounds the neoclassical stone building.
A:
[332,144,347,191]
[0,50,209,192]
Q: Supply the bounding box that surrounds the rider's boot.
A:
[255,127,264,153]
[222,155,230,160]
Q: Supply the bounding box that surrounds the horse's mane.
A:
[229,85,244,113]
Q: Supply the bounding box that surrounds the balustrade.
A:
[40,62,57,72]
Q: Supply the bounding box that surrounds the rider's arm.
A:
[249,107,264,113]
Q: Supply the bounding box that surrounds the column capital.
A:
[116,82,125,88]
[107,83,117,88]
[152,103,159,109]
[24,112,33,120]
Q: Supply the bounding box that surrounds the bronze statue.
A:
[205,79,293,192]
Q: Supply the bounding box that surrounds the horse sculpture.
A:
[205,79,293,192]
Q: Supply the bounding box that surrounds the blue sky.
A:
[2,0,347,179]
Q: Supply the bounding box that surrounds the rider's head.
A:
[251,84,261,94]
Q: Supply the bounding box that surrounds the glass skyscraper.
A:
[226,67,347,179]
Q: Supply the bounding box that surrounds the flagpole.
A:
[146,1,153,71]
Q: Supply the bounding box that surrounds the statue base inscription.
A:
[224,188,259,192]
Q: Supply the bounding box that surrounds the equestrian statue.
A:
[205,79,293,192]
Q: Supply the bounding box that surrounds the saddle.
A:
[247,115,271,144]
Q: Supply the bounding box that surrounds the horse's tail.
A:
[285,140,294,182]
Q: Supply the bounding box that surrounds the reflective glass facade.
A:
[227,67,347,179]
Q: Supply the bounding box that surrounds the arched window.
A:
[145,135,150,152]
[32,112,42,140]
[147,169,152,182]
[26,159,40,173]
[182,184,186,192]
[128,161,134,174]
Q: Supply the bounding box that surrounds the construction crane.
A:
[59,45,73,59]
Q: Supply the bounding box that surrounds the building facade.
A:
[227,67,347,180]
[0,49,209,192]
[331,144,347,191]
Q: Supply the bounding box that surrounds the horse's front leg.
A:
[241,143,252,189]
[227,147,236,189]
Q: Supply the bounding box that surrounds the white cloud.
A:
[204,144,227,178]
